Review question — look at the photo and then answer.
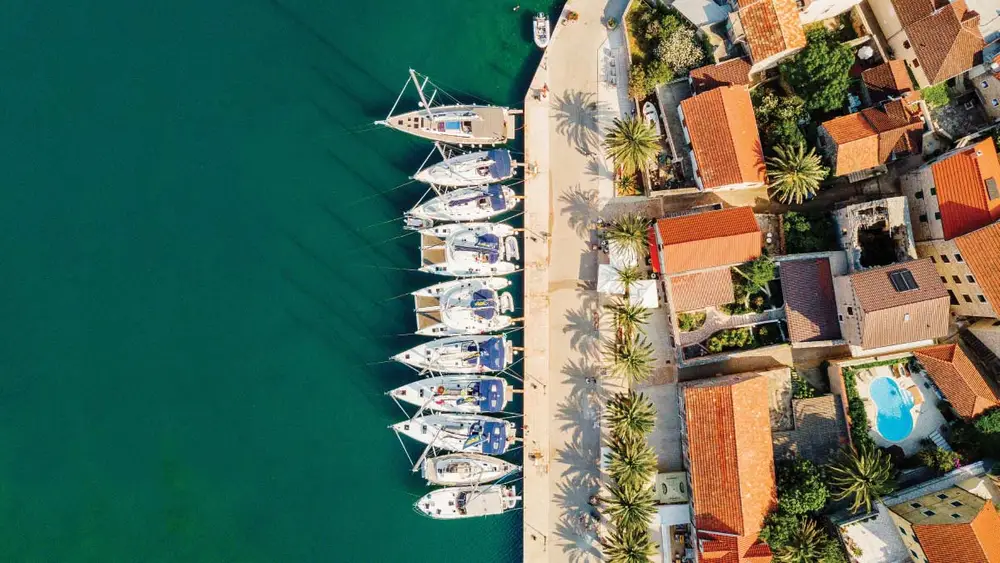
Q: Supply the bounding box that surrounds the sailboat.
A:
[392,334,513,374]
[388,375,513,414]
[376,70,519,146]
[413,149,515,187]
[415,485,520,519]
[418,222,520,277]
[421,453,519,486]
[391,413,517,454]
[412,278,515,336]
[405,184,519,226]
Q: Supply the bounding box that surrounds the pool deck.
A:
[855,365,947,455]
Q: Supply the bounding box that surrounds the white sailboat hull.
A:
[391,413,516,455]
[388,375,513,414]
[413,150,515,187]
[407,184,518,223]
[381,105,515,146]
[421,453,519,486]
[419,223,520,278]
[415,485,520,519]
[392,334,513,374]
[412,277,515,336]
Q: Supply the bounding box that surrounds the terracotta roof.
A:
[849,258,950,349]
[655,207,762,274]
[904,0,985,85]
[670,268,736,312]
[862,60,915,104]
[781,258,842,342]
[930,139,1000,240]
[914,344,1000,419]
[699,533,774,563]
[682,373,776,561]
[822,100,924,176]
[913,501,1000,563]
[954,221,1000,317]
[890,0,945,26]
[690,58,752,94]
[734,0,806,63]
[680,86,766,189]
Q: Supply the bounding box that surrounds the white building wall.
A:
[900,167,943,242]
[799,0,862,25]
[916,240,998,318]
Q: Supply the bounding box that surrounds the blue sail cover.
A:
[486,184,506,211]
[488,150,512,179]
[477,379,504,412]
[471,289,497,320]
[479,337,506,371]
[481,420,508,454]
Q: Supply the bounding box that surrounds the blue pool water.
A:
[870,376,915,442]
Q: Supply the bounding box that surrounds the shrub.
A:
[792,369,816,399]
[916,447,962,474]
[776,459,829,515]
[974,407,1000,434]
[706,327,753,353]
[921,83,950,109]
[654,28,706,74]
[783,211,837,253]
[779,28,854,112]
[753,91,808,153]
[677,311,706,332]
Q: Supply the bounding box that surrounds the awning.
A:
[630,280,659,309]
[648,228,661,274]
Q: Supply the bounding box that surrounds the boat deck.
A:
[416,310,443,330]
[420,234,446,266]
[414,295,440,309]
[469,107,511,143]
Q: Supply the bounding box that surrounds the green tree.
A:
[606,390,657,440]
[753,91,807,152]
[779,28,854,112]
[604,334,655,386]
[776,458,829,515]
[916,447,962,474]
[602,521,659,563]
[760,510,802,548]
[783,211,836,253]
[733,256,776,305]
[616,265,644,299]
[773,518,846,563]
[828,443,895,514]
[603,481,657,534]
[974,407,1000,434]
[920,83,950,108]
[654,27,705,74]
[605,298,652,339]
[605,212,652,260]
[605,117,660,176]
[616,174,639,196]
[767,143,828,204]
[606,433,657,490]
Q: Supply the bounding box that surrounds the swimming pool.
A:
[869,376,915,442]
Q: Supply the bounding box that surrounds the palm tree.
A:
[604,116,660,176]
[602,523,658,563]
[606,390,656,440]
[766,143,828,204]
[605,298,652,339]
[606,433,657,490]
[603,334,655,386]
[603,481,657,534]
[773,518,832,563]
[615,265,644,299]
[605,212,651,261]
[828,443,894,514]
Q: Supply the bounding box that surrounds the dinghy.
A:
[412,277,515,336]
[419,223,520,277]
[415,485,520,519]
[642,101,662,138]
[421,453,519,486]
[405,184,518,226]
[413,149,515,187]
[391,413,517,454]
[393,334,513,374]
[534,13,550,49]
[388,375,513,414]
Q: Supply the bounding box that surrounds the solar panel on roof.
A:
[888,269,919,292]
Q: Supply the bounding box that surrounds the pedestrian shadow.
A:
[553,90,600,154]
[558,184,600,238]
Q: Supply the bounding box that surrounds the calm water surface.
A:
[0,0,552,560]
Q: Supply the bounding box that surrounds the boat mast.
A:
[409,68,437,121]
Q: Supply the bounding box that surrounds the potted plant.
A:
[606,16,618,29]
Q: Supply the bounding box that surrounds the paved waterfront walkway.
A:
[522,1,629,561]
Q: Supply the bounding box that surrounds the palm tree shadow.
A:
[558,184,600,238]
[553,473,603,562]
[553,89,601,154]
[563,306,601,357]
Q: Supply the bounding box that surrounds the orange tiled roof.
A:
[914,344,1000,419]
[655,207,762,274]
[734,0,806,63]
[670,268,736,312]
[822,100,924,176]
[682,374,776,545]
[862,60,915,103]
[849,259,950,349]
[931,139,1000,240]
[954,221,1000,317]
[904,0,985,85]
[680,86,766,189]
[914,501,1000,563]
[699,533,774,563]
[690,58,752,94]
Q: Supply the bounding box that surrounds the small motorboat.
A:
[642,101,662,138]
[418,222,520,277]
[412,277,515,336]
[405,184,519,226]
[391,413,517,454]
[393,334,513,374]
[534,13,550,49]
[413,149,515,187]
[388,375,514,414]
[421,453,520,486]
[415,485,520,519]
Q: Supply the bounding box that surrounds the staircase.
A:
[928,430,952,452]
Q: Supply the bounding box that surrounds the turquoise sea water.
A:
[0,1,550,560]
